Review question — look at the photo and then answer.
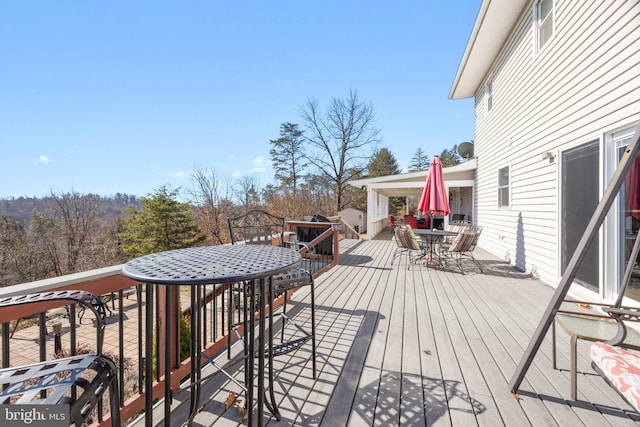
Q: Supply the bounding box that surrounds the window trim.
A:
[534,0,554,53]
[485,75,493,113]
[498,165,510,208]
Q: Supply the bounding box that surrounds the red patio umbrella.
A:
[418,156,450,226]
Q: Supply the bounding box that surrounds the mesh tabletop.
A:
[121,244,301,285]
[412,229,458,237]
[412,229,458,246]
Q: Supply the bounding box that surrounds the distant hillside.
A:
[0,194,141,224]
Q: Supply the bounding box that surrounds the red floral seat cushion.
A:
[590,342,640,411]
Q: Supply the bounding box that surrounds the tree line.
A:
[0,90,466,287]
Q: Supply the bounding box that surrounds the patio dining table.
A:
[122,244,301,427]
[412,228,458,266]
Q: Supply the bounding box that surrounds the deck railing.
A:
[0,222,339,427]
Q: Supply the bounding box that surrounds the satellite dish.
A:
[458,142,474,159]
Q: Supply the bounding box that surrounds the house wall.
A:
[473,0,640,286]
[338,208,367,232]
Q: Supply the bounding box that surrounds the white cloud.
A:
[232,170,242,178]
[251,156,266,167]
[248,156,268,174]
[173,170,189,178]
[35,155,55,164]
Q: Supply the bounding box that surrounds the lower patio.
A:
[136,230,640,426]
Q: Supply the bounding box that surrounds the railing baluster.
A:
[1,323,8,369]
[0,228,339,426]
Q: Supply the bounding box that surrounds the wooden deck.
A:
[139,230,640,426]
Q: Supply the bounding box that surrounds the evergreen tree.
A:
[269,123,306,195]
[118,185,204,258]
[367,148,403,215]
[439,145,462,167]
[409,148,430,171]
[368,148,401,177]
[118,186,202,366]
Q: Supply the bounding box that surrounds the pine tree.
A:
[118,186,204,258]
[439,145,462,166]
[409,148,430,172]
[269,123,306,195]
[368,148,401,177]
[118,185,203,365]
[367,148,404,215]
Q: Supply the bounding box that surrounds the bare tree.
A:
[23,192,101,276]
[29,211,63,276]
[234,175,262,211]
[188,167,234,245]
[0,215,60,286]
[50,191,100,273]
[301,89,380,212]
[0,216,36,285]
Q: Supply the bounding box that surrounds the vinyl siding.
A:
[472,0,640,286]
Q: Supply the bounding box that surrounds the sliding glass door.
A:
[615,129,640,301]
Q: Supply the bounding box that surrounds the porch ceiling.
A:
[350,158,477,198]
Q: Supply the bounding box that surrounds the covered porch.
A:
[350,159,477,240]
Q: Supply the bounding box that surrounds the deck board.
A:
[134,231,640,426]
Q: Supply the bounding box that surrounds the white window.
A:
[498,166,510,207]
[536,0,554,51]
[485,76,493,112]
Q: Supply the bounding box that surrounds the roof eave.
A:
[449,0,529,100]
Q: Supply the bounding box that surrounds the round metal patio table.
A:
[122,244,301,427]
[412,228,458,265]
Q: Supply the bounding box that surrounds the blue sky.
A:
[1,1,480,199]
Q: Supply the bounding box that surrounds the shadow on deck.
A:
[134,229,640,426]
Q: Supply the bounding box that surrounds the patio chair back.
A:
[397,226,421,251]
[227,209,285,246]
[391,226,424,269]
[443,222,471,245]
[445,226,483,273]
[448,226,482,252]
[226,209,317,379]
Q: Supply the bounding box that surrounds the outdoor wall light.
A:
[541,151,556,161]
